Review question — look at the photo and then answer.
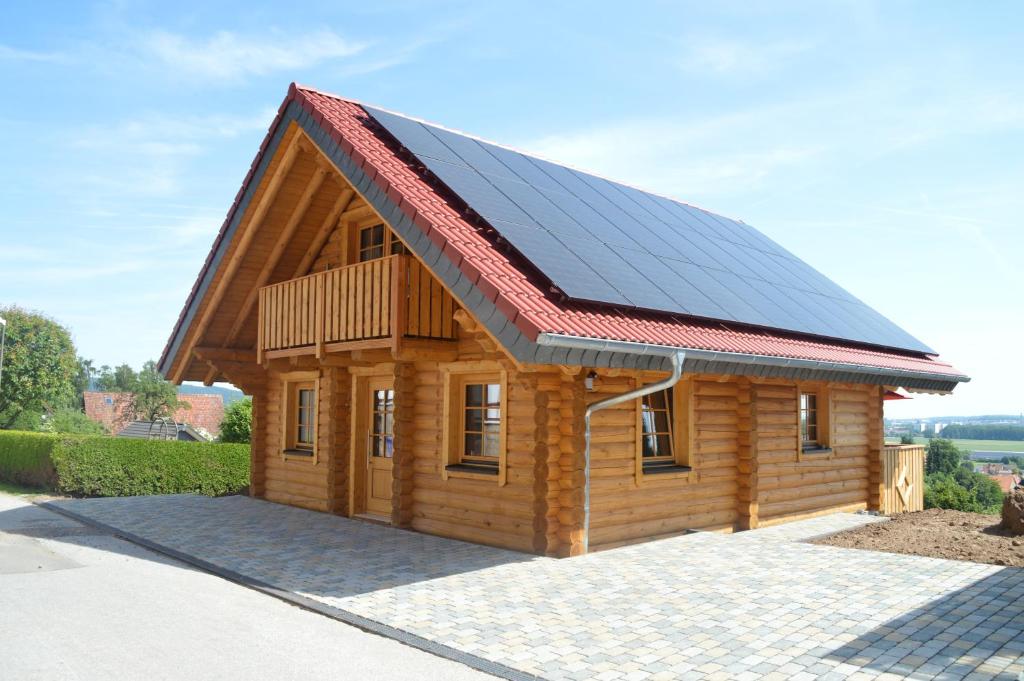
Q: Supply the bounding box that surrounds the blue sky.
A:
[1,1,1020,418]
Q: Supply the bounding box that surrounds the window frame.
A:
[282,371,319,463]
[635,378,694,482]
[354,223,409,264]
[441,368,508,485]
[368,384,396,460]
[797,385,833,459]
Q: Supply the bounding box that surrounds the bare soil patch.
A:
[813,508,1024,567]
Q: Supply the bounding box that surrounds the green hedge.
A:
[0,431,58,488]
[0,430,250,497]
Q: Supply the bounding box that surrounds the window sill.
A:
[799,446,833,462]
[445,463,499,481]
[283,448,315,462]
[640,463,694,482]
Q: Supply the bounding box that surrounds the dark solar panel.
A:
[365,105,933,353]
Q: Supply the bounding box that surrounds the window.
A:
[390,238,409,256]
[799,392,818,448]
[357,223,408,262]
[640,389,675,466]
[798,388,832,456]
[462,382,502,467]
[635,380,693,479]
[284,378,317,458]
[442,369,508,484]
[370,388,395,458]
[358,224,385,262]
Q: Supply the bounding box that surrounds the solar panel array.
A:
[364,105,932,354]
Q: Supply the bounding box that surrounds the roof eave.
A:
[535,333,968,391]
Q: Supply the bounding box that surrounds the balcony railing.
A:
[257,254,457,359]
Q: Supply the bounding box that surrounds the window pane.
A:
[384,435,394,458]
[482,423,500,457]
[465,384,483,407]
[465,407,483,433]
[642,434,657,458]
[651,408,671,434]
[646,390,668,411]
[464,433,482,457]
[390,239,408,255]
[485,384,501,407]
[641,410,656,436]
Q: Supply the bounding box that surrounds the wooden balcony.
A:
[257,254,457,360]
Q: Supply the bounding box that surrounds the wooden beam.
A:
[452,308,478,332]
[171,128,303,383]
[222,166,330,348]
[193,347,257,363]
[292,189,354,279]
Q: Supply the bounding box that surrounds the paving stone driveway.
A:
[47,495,1024,680]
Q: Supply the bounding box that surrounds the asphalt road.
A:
[0,493,495,681]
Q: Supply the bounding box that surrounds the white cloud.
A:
[62,109,275,200]
[142,28,367,80]
[678,36,815,75]
[0,43,65,63]
[515,74,1024,203]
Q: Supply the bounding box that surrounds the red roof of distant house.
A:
[159,84,968,386]
[989,473,1020,494]
[83,392,224,437]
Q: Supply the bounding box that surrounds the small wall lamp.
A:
[584,370,597,391]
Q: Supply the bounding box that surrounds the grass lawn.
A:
[913,437,1024,454]
[0,481,44,496]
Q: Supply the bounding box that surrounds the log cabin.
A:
[158,83,968,556]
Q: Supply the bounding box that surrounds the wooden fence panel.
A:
[881,444,925,514]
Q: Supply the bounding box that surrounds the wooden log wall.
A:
[755,382,875,525]
[259,366,348,513]
[555,373,586,556]
[391,361,416,527]
[405,328,537,552]
[584,374,740,549]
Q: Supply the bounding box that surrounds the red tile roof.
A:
[989,473,1020,494]
[159,84,966,382]
[294,86,964,380]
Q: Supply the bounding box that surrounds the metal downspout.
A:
[581,350,686,554]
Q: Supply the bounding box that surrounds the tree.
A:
[899,434,916,445]
[129,361,185,421]
[0,306,78,429]
[72,356,96,408]
[220,397,252,443]
[925,438,964,475]
[43,407,105,435]
[96,363,138,392]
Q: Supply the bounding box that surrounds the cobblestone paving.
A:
[47,495,1024,680]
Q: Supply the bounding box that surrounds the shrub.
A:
[220,397,252,443]
[0,430,58,488]
[0,430,249,497]
[924,472,978,512]
[44,408,106,435]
